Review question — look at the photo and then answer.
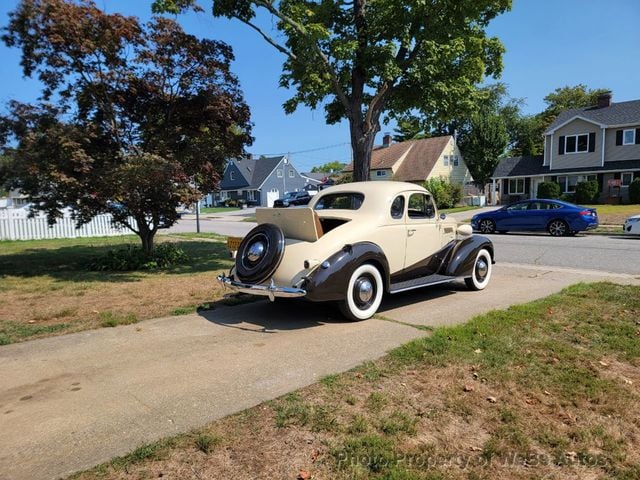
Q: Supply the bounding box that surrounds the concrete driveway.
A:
[1,263,638,480]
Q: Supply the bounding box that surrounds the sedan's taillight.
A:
[579,210,594,216]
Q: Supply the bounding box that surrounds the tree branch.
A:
[252,1,351,114]
[241,18,298,61]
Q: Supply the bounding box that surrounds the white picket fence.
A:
[0,209,136,241]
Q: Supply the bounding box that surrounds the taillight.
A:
[579,210,593,216]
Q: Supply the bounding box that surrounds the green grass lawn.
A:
[584,204,640,225]
[441,205,480,215]
[0,233,233,344]
[199,207,241,214]
[71,282,640,480]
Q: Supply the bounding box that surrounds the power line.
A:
[253,141,351,157]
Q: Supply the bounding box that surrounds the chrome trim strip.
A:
[217,275,306,301]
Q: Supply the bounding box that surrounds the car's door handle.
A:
[407,229,416,236]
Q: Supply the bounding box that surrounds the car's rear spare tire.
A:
[235,223,285,284]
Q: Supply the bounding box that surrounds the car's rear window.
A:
[314,193,364,210]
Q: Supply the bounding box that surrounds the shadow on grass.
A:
[197,297,344,332]
[0,239,233,283]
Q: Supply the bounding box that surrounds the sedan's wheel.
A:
[478,219,496,234]
[464,249,492,291]
[548,220,569,237]
[235,223,285,284]
[339,264,384,321]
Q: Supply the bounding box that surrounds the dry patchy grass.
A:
[0,234,234,344]
[585,204,640,225]
[70,282,640,480]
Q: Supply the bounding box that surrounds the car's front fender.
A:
[441,235,494,278]
[304,242,389,302]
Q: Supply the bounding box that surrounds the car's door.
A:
[403,192,442,273]
[501,201,531,230]
[525,201,548,230]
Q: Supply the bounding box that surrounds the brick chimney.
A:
[382,134,392,147]
[597,91,612,109]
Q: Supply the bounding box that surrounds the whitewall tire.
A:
[464,249,492,291]
[339,264,384,321]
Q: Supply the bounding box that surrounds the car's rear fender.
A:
[441,235,494,278]
[304,242,389,302]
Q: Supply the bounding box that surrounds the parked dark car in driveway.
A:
[273,191,311,208]
[471,199,598,236]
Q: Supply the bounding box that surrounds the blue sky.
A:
[1,0,639,171]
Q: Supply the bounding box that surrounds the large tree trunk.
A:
[136,217,156,256]
[349,117,379,182]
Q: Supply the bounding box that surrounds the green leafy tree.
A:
[1,0,252,254]
[423,177,462,209]
[153,0,511,182]
[575,181,599,204]
[310,161,345,173]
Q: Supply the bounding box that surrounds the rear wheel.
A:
[478,219,496,234]
[547,219,569,237]
[339,264,384,321]
[464,249,492,291]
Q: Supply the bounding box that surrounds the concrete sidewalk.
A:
[1,264,638,480]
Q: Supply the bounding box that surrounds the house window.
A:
[247,190,255,201]
[376,170,387,177]
[453,156,460,166]
[623,129,636,145]
[557,175,585,193]
[443,155,450,166]
[564,134,589,153]
[289,169,294,178]
[509,178,525,194]
[622,172,634,186]
[230,170,235,180]
[277,169,283,178]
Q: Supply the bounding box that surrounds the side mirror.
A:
[439,213,447,220]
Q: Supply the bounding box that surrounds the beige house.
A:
[493,92,640,204]
[345,134,472,185]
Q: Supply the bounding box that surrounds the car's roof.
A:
[316,181,427,197]
[512,199,583,208]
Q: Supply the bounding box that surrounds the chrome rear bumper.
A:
[217,274,306,302]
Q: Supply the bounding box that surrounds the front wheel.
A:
[464,249,492,291]
[478,219,496,234]
[339,264,384,321]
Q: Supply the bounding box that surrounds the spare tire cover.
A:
[235,223,285,284]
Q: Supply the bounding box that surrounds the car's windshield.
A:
[314,193,364,210]
[282,192,296,199]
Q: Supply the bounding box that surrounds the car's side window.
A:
[507,202,528,212]
[390,195,405,219]
[528,202,543,210]
[550,203,562,209]
[407,193,435,219]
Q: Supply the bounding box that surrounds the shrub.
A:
[575,180,600,204]
[423,177,463,209]
[537,182,561,199]
[89,243,188,271]
[630,178,640,204]
[560,193,576,203]
[224,198,238,208]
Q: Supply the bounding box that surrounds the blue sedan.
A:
[471,199,598,236]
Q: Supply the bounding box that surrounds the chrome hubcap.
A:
[247,241,265,262]
[480,220,493,233]
[356,278,374,304]
[476,259,488,280]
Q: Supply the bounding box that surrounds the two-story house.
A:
[492,92,640,204]
[212,155,312,207]
[344,134,473,185]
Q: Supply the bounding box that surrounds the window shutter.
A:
[558,136,565,155]
[616,130,623,145]
[636,128,640,144]
[588,132,596,152]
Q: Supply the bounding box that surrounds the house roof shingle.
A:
[344,136,452,182]
[545,99,640,133]
[230,156,286,188]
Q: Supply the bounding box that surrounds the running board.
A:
[389,274,456,294]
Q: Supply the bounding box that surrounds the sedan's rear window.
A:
[314,193,364,210]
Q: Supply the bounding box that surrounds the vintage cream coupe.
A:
[218,181,494,320]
